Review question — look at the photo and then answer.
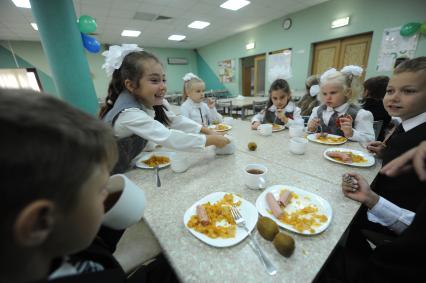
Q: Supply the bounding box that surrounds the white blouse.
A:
[308,102,375,142]
[251,102,302,126]
[180,98,222,126]
[113,99,206,154]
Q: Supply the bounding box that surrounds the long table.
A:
[125,119,381,282]
[217,96,269,119]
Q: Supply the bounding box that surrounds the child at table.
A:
[0,89,178,283]
[307,65,375,142]
[297,75,320,116]
[251,79,302,129]
[99,44,229,173]
[180,73,222,126]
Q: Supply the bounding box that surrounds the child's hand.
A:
[307,118,320,132]
[201,126,221,136]
[251,121,261,130]
[339,116,353,138]
[207,98,215,109]
[206,135,230,148]
[367,141,386,156]
[276,109,288,124]
[341,173,379,209]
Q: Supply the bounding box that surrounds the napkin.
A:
[171,147,216,173]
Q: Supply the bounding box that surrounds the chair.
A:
[373,120,384,140]
[216,100,233,116]
[247,100,267,118]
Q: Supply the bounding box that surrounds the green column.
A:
[30,0,98,115]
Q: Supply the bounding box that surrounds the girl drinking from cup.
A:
[251,79,302,130]
[307,66,375,142]
[180,73,222,126]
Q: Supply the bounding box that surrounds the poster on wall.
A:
[218,59,235,83]
[376,26,419,71]
[267,49,292,83]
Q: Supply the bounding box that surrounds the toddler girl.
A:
[99,44,229,173]
[307,66,375,141]
[180,73,222,126]
[251,79,302,129]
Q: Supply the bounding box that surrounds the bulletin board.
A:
[218,59,235,83]
[267,49,292,83]
[376,26,419,71]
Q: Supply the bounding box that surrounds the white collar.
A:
[326,102,349,113]
[187,98,202,108]
[268,101,295,112]
[401,112,426,132]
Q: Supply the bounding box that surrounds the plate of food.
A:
[183,192,258,247]
[135,152,173,169]
[323,148,375,167]
[272,123,285,132]
[255,185,332,235]
[208,124,232,132]
[307,133,347,145]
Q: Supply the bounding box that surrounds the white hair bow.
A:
[309,84,320,97]
[340,65,363,77]
[102,44,143,77]
[183,73,199,81]
[320,68,338,82]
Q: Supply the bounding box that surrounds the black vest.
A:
[317,104,360,136]
[263,109,294,125]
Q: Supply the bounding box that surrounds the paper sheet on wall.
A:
[376,27,419,71]
[267,50,292,83]
[218,59,235,83]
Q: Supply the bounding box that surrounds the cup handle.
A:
[258,177,266,189]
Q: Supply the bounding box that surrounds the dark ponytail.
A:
[99,51,170,126]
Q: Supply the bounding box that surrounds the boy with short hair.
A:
[0,89,177,283]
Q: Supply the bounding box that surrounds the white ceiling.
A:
[0,0,327,49]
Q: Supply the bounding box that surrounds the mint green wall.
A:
[197,0,426,97]
[0,41,198,98]
[196,52,226,92]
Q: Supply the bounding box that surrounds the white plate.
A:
[255,185,332,235]
[135,152,173,169]
[307,133,347,145]
[208,124,232,132]
[272,124,285,132]
[323,148,375,167]
[183,192,258,247]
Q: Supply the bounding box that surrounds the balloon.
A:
[400,22,421,37]
[81,33,100,53]
[420,22,426,34]
[78,15,97,34]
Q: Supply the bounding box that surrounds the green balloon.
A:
[78,15,97,34]
[400,22,421,37]
[420,22,426,35]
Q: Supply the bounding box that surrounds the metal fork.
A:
[230,206,277,276]
[154,165,161,187]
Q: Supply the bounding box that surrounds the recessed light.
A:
[246,42,255,50]
[168,35,186,41]
[121,30,141,37]
[12,0,31,8]
[30,23,38,31]
[331,17,350,29]
[188,21,210,29]
[220,0,250,11]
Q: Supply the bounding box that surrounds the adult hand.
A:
[381,141,426,181]
[341,173,379,209]
[340,116,353,138]
[251,121,261,130]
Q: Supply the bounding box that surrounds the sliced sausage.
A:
[327,151,353,163]
[266,192,282,218]
[196,205,210,226]
[279,190,292,207]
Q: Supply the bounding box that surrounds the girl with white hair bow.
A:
[307,65,375,142]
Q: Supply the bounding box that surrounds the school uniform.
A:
[180,98,222,126]
[251,102,302,126]
[308,102,375,142]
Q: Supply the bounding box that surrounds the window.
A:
[0,68,42,91]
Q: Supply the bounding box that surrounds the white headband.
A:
[102,44,144,77]
[320,65,363,83]
[183,72,200,81]
[309,84,320,97]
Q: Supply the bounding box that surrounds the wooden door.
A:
[254,54,265,96]
[311,33,372,79]
[242,66,252,97]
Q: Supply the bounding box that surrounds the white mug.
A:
[289,137,308,155]
[289,125,305,138]
[223,117,234,126]
[102,174,146,230]
[257,124,273,136]
[244,163,267,190]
